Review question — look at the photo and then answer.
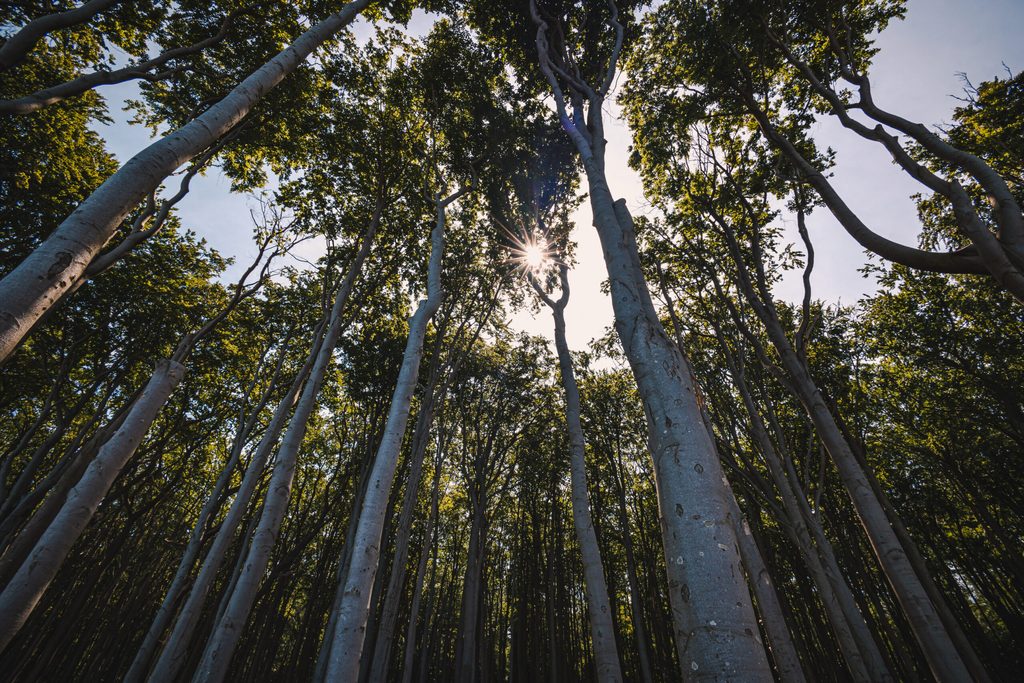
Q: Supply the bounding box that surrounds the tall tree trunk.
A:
[324,189,458,682]
[123,348,286,683]
[738,258,974,682]
[455,500,486,683]
[0,358,185,650]
[189,230,380,683]
[530,267,622,682]
[314,448,374,682]
[400,448,443,683]
[368,377,443,681]
[583,182,771,677]
[529,7,772,675]
[144,334,319,683]
[0,0,371,363]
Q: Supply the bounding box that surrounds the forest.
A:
[0,0,1021,681]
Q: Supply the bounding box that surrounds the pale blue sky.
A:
[90,0,1024,350]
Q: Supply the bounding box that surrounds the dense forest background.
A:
[0,1,1021,681]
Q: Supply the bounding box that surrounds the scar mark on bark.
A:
[45,251,74,280]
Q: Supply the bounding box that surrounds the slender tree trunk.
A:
[324,191,455,682]
[0,0,371,363]
[724,482,806,682]
[123,350,285,683]
[314,449,373,682]
[759,297,973,682]
[400,449,443,683]
[0,358,185,651]
[150,201,378,683]
[528,11,771,668]
[455,503,485,683]
[144,336,318,683]
[189,274,370,682]
[701,200,978,681]
[531,268,622,682]
[188,313,340,682]
[368,381,443,681]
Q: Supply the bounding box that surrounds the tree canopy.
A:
[0,1,1021,681]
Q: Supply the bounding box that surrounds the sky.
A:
[92,0,1024,353]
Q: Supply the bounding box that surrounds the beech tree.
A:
[1,2,1021,681]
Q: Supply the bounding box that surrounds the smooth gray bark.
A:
[455,503,484,683]
[530,5,773,676]
[366,377,442,682]
[124,347,286,683]
[0,0,119,71]
[0,358,185,651]
[708,204,975,681]
[724,482,806,682]
[323,190,456,682]
[582,167,771,679]
[0,0,371,363]
[698,307,892,683]
[399,448,443,683]
[530,266,622,683]
[186,211,380,683]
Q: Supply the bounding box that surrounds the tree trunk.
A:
[0,358,185,650]
[455,503,485,683]
[400,449,443,683]
[0,0,371,363]
[583,176,771,676]
[144,336,319,683]
[761,296,973,682]
[532,268,622,682]
[368,380,443,681]
[123,349,285,683]
[324,191,454,682]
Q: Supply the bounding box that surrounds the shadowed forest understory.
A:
[1,0,1022,681]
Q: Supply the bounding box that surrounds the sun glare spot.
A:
[524,243,547,270]
[506,230,553,276]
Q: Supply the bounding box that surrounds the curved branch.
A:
[0,12,236,115]
[0,0,120,72]
[737,82,989,275]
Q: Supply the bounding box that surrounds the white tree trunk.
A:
[124,350,287,683]
[590,176,771,677]
[143,343,315,683]
[323,195,452,683]
[184,215,379,683]
[0,358,185,650]
[0,0,371,363]
[149,214,378,683]
[532,268,622,683]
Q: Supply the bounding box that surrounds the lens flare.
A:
[507,232,552,275]
[523,243,547,270]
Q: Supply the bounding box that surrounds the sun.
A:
[523,243,547,270]
[507,231,553,276]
